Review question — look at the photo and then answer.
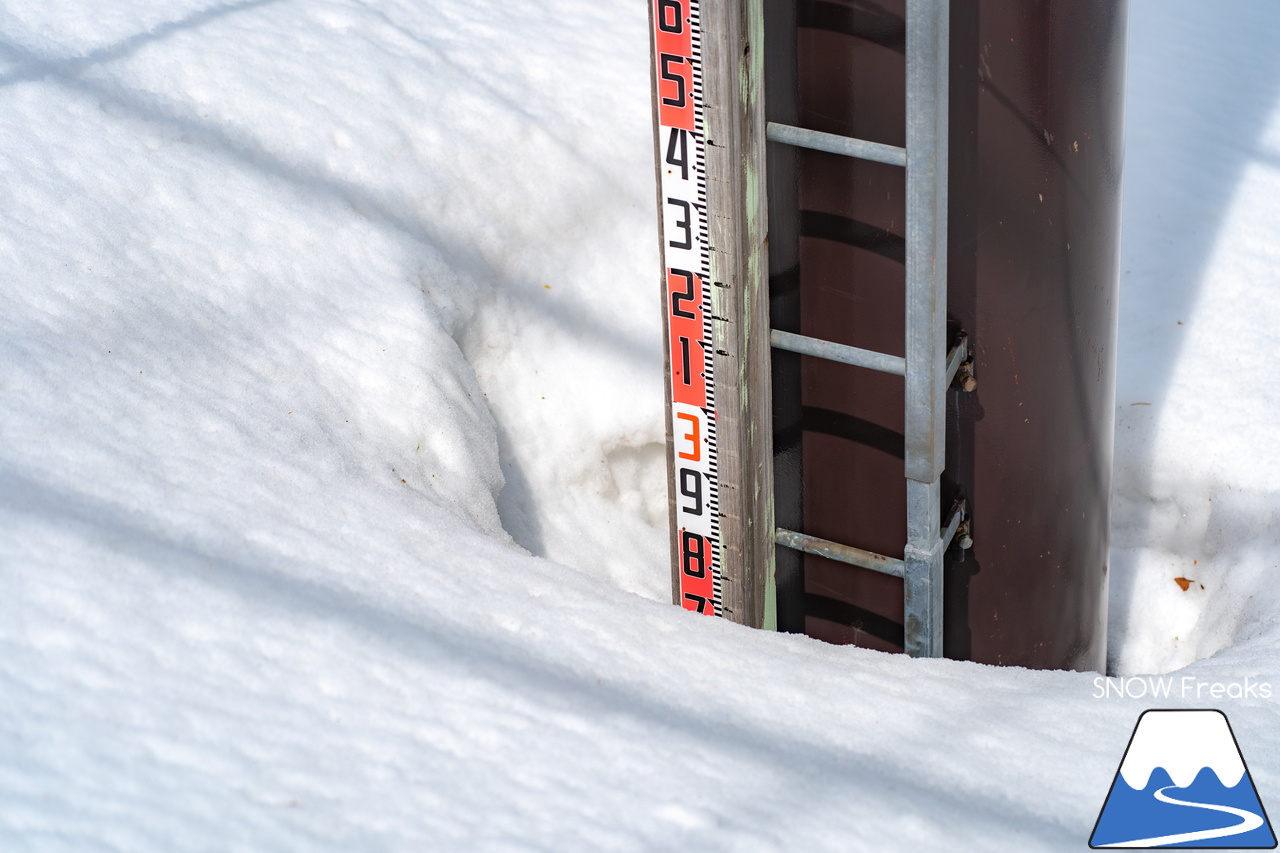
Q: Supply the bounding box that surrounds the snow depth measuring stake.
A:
[652,0,720,617]
[651,0,960,656]
[649,0,774,630]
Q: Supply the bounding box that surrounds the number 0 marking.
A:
[658,0,684,34]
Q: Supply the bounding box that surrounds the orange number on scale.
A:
[676,412,700,461]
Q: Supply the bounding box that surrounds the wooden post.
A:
[650,0,774,629]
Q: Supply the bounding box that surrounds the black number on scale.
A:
[665,128,689,180]
[679,468,703,515]
[658,0,684,33]
[684,593,708,613]
[670,269,696,319]
[660,55,687,108]
[667,198,692,250]
[681,530,706,578]
[678,337,691,386]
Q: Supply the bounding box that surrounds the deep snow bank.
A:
[2,1,1280,851]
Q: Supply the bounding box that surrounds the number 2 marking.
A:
[670,269,696,319]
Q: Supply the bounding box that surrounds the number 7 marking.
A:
[683,593,708,613]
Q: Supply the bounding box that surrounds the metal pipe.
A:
[770,329,907,376]
[901,0,950,658]
[775,528,906,578]
[766,121,907,167]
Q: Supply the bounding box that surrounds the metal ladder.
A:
[762,0,966,657]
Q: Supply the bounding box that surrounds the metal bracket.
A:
[945,335,968,387]
[941,498,967,550]
[947,333,977,393]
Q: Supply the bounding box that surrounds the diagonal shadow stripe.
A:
[800,209,905,264]
[805,405,905,458]
[806,592,905,648]
[0,0,287,88]
[0,67,656,369]
[797,0,905,53]
[774,406,905,460]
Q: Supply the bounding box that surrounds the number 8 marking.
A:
[681,530,706,578]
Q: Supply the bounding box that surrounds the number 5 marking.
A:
[660,54,687,108]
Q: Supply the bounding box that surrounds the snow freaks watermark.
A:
[1092,676,1273,701]
[1089,710,1277,848]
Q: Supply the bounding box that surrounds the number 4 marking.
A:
[666,128,689,180]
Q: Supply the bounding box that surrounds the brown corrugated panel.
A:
[767,0,1126,670]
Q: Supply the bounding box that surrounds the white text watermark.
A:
[1092,675,1272,700]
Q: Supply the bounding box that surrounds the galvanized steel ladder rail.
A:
[765,0,965,657]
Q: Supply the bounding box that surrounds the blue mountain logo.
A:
[1091,709,1276,848]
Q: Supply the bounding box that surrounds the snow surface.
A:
[2,0,1279,850]
[1109,0,1280,676]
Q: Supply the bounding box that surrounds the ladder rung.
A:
[770,329,905,376]
[766,122,907,167]
[775,528,906,578]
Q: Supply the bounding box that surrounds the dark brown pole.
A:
[765,0,806,634]
[766,0,1126,670]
